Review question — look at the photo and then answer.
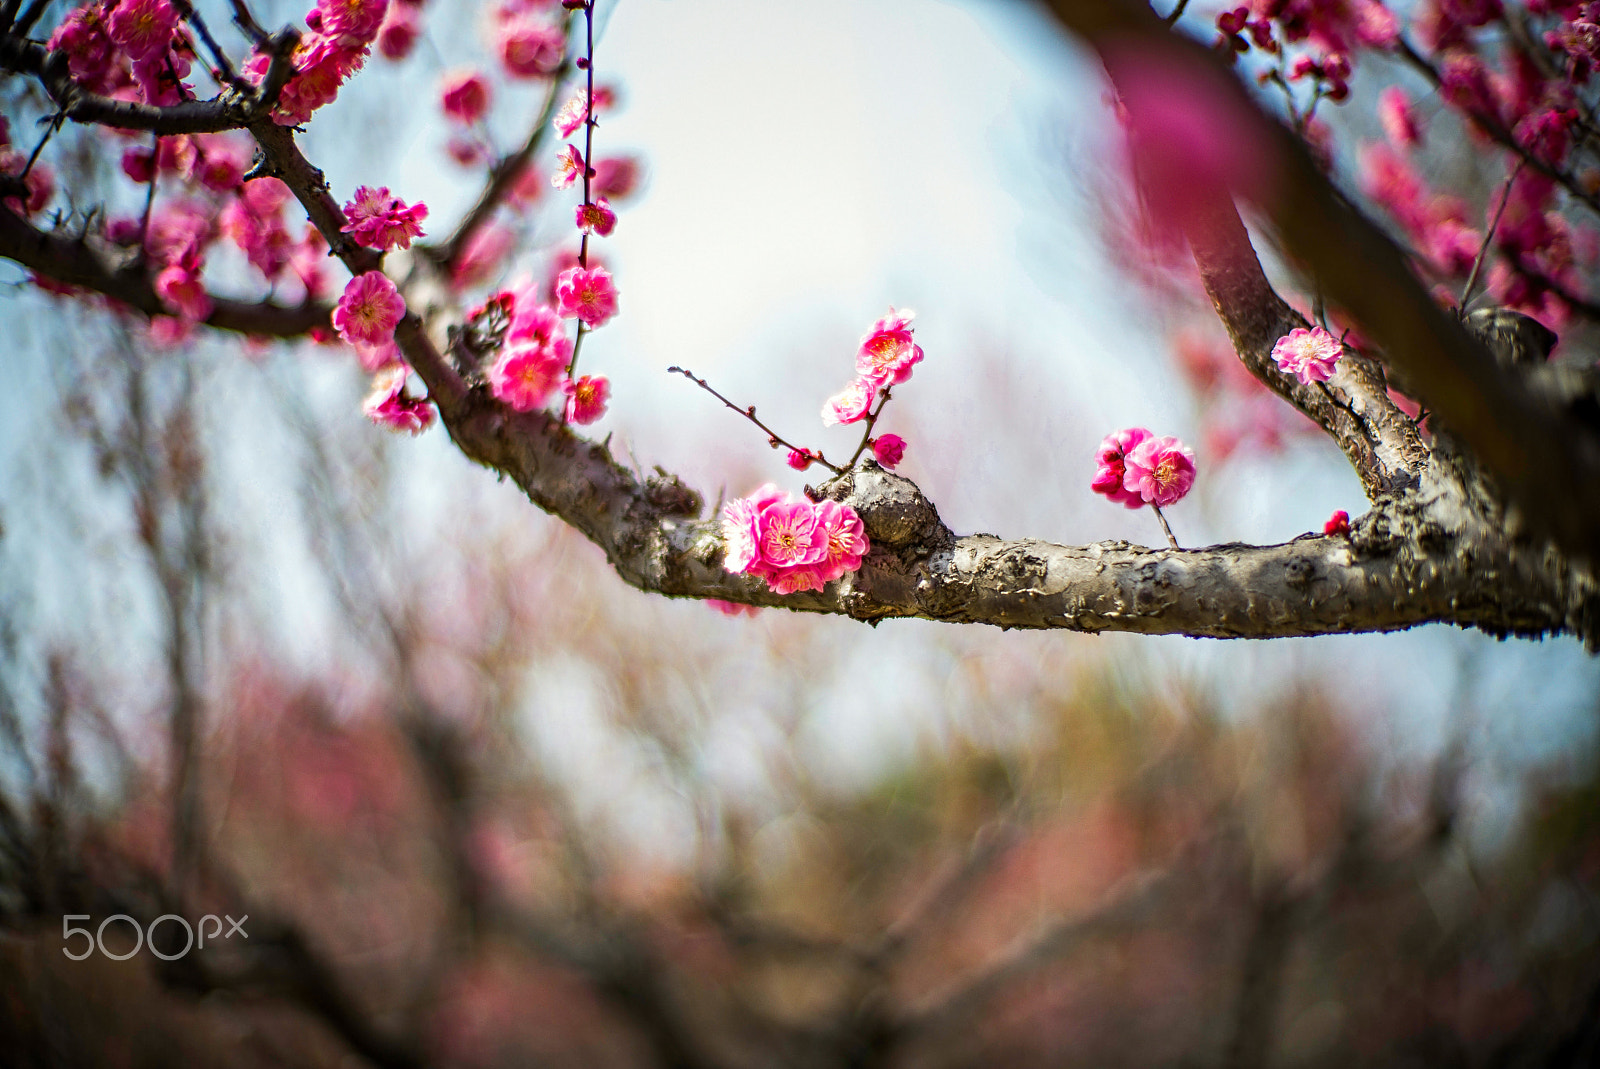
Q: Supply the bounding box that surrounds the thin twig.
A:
[668,366,842,474]
[18,111,60,181]
[845,385,894,468]
[13,0,48,37]
[566,2,597,402]
[227,0,270,46]
[1459,157,1526,313]
[1151,503,1180,549]
[138,134,160,252]
[1161,0,1190,28]
[173,0,244,90]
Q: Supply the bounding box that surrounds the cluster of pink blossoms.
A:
[341,185,428,251]
[48,0,199,106]
[1092,428,1196,510]
[1271,326,1343,384]
[241,0,395,125]
[720,485,870,595]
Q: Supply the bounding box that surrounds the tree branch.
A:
[0,205,332,337]
[0,28,298,135]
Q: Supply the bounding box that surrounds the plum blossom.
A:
[554,89,588,138]
[1271,326,1343,384]
[317,0,389,45]
[498,17,565,77]
[1378,86,1421,148]
[1123,435,1196,508]
[49,5,117,91]
[363,365,435,434]
[334,271,406,347]
[508,302,564,347]
[108,0,179,62]
[855,307,923,387]
[451,223,515,290]
[871,434,906,469]
[1324,509,1351,536]
[441,70,491,124]
[490,343,569,411]
[341,186,429,250]
[786,449,814,471]
[706,599,761,618]
[552,143,585,189]
[1091,427,1154,509]
[564,374,610,424]
[821,378,876,426]
[593,156,641,200]
[554,266,618,327]
[377,2,420,59]
[154,264,213,321]
[575,198,617,236]
[720,487,869,595]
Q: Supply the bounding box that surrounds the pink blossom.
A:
[786,449,814,471]
[121,147,155,184]
[592,156,641,200]
[441,70,491,125]
[855,306,923,387]
[552,143,585,189]
[706,599,761,618]
[363,364,436,434]
[376,1,420,59]
[108,0,178,61]
[132,43,192,106]
[490,342,569,411]
[221,179,294,279]
[1324,509,1351,536]
[719,488,868,594]
[498,17,564,78]
[191,134,249,191]
[812,500,870,583]
[154,264,213,321]
[451,223,514,290]
[554,89,588,138]
[553,265,618,327]
[1378,86,1421,147]
[1122,435,1196,508]
[1091,427,1153,509]
[334,270,406,347]
[244,33,367,125]
[148,314,195,348]
[1271,326,1343,384]
[341,186,429,250]
[564,374,610,424]
[821,378,876,426]
[575,198,617,236]
[871,434,906,469]
[508,302,564,347]
[354,339,402,372]
[48,5,117,91]
[317,0,389,45]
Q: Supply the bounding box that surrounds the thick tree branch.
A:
[0,205,331,337]
[397,370,1599,641]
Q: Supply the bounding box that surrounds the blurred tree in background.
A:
[1,0,1600,1066]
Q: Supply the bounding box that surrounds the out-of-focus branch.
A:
[1037,0,1600,565]
[427,66,569,272]
[0,28,299,134]
[0,205,332,337]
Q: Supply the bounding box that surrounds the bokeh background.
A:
[2,0,1599,1066]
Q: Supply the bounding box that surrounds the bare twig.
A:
[1460,157,1526,312]
[668,365,843,474]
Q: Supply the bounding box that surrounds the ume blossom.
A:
[720,485,870,595]
[1271,326,1343,384]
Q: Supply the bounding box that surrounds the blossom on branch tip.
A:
[1271,326,1343,384]
[1091,427,1153,509]
[821,378,876,426]
[575,198,617,236]
[871,434,906,469]
[341,186,429,250]
[491,342,569,411]
[363,365,436,435]
[786,449,814,471]
[554,266,618,327]
[856,307,923,387]
[564,375,610,424]
[441,70,491,125]
[1123,435,1196,508]
[334,271,406,347]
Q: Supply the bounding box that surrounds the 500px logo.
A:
[61,913,248,961]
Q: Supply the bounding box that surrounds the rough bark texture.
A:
[3,5,1599,645]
